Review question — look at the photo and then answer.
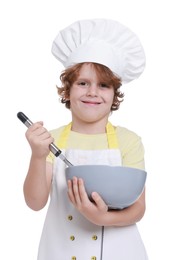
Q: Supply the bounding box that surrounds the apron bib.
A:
[37,123,148,260]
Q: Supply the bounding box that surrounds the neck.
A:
[71,119,108,134]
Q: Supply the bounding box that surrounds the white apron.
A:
[37,123,148,260]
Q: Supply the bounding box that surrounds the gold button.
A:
[92,235,98,240]
[91,257,96,260]
[68,215,73,221]
[71,257,76,260]
[70,235,75,241]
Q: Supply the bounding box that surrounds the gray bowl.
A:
[65,165,147,209]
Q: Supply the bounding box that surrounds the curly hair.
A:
[57,62,124,111]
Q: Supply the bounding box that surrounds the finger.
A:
[40,131,52,141]
[67,180,76,204]
[72,177,82,205]
[29,125,51,142]
[26,122,44,138]
[78,178,89,201]
[32,126,48,137]
[28,122,44,132]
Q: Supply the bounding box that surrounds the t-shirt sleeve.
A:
[116,127,145,170]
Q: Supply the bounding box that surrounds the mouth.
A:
[82,100,102,105]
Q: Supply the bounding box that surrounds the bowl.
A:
[65,165,147,209]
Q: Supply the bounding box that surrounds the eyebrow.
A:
[75,77,90,82]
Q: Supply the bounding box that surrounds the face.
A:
[69,63,115,129]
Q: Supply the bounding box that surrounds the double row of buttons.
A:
[70,235,98,241]
[68,215,98,241]
[68,215,97,259]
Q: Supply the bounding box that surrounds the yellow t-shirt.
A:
[46,124,145,170]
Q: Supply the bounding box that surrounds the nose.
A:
[86,84,98,97]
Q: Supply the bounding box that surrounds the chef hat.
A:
[52,19,145,84]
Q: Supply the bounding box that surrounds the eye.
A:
[100,83,110,88]
[77,81,88,86]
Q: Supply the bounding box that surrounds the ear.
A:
[62,91,70,101]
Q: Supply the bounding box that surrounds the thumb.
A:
[91,192,108,211]
[37,121,44,125]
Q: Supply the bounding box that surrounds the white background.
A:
[0,0,180,259]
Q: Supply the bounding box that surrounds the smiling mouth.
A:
[82,101,101,105]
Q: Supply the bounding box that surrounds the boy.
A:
[24,19,148,259]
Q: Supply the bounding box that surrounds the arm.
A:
[104,189,146,226]
[23,122,53,211]
[68,130,146,226]
[68,177,145,226]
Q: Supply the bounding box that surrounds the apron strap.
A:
[106,122,119,149]
[57,122,119,149]
[57,122,72,148]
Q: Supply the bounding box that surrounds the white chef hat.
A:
[52,19,145,84]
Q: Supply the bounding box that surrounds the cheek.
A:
[69,88,76,101]
[107,92,115,104]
